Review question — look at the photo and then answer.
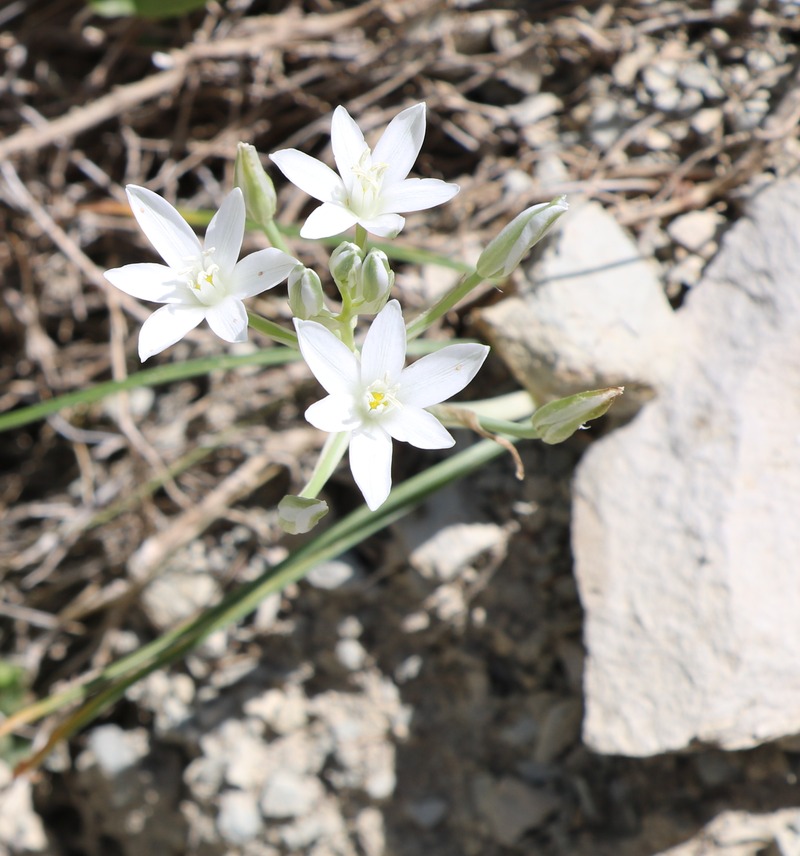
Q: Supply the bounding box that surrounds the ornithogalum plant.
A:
[0,101,622,769]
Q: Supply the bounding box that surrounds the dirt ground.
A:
[2,1,800,854]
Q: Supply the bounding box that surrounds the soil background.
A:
[2,1,800,855]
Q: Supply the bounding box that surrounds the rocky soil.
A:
[2,1,800,855]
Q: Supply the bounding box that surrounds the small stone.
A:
[217,790,262,845]
[355,807,385,856]
[336,638,368,671]
[0,762,47,852]
[678,61,725,98]
[405,797,448,829]
[306,554,363,590]
[642,60,678,96]
[472,774,560,846]
[410,522,508,582]
[508,92,562,126]
[534,698,583,764]
[691,107,724,136]
[244,686,308,735]
[84,725,149,777]
[667,210,724,254]
[260,770,324,819]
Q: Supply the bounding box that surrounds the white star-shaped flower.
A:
[295,299,489,510]
[270,103,459,240]
[105,185,297,361]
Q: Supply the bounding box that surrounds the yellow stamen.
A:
[368,391,385,411]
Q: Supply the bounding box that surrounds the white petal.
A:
[295,318,361,396]
[205,295,248,343]
[358,213,405,238]
[349,425,393,510]
[232,248,298,298]
[381,178,460,213]
[396,344,490,408]
[331,106,369,190]
[382,405,455,449]
[125,185,202,271]
[360,299,406,385]
[138,303,206,362]
[305,394,360,433]
[104,262,187,304]
[206,188,244,274]
[269,149,344,203]
[300,202,360,239]
[372,103,426,186]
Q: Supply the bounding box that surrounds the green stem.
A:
[263,219,293,255]
[405,271,484,340]
[299,431,350,498]
[355,224,368,252]
[247,311,298,348]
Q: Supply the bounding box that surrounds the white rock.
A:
[656,809,800,856]
[83,725,149,777]
[410,521,509,582]
[478,200,678,413]
[573,177,800,756]
[0,762,47,852]
[216,790,262,844]
[260,770,324,819]
[667,210,724,254]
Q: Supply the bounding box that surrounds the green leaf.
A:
[89,0,208,19]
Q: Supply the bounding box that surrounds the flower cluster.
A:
[105,103,569,516]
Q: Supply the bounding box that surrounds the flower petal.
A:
[372,103,426,187]
[331,105,369,191]
[206,188,245,274]
[396,343,490,408]
[269,149,344,203]
[205,295,248,343]
[125,185,202,271]
[349,425,393,510]
[300,202,360,239]
[357,213,405,239]
[138,303,206,361]
[381,178,460,213]
[382,405,455,449]
[360,299,406,385]
[305,394,360,433]
[104,262,187,303]
[232,248,298,298]
[294,318,361,396]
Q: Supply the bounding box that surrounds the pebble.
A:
[216,790,262,845]
[405,797,448,829]
[472,774,561,846]
[691,106,724,135]
[667,210,724,254]
[260,770,324,819]
[84,724,149,777]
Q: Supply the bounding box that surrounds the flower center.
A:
[347,150,388,219]
[186,250,225,306]
[363,379,397,418]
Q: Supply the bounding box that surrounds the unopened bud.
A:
[356,249,394,314]
[531,386,623,445]
[234,142,277,228]
[329,242,363,301]
[288,264,325,320]
[278,495,329,534]
[477,195,569,279]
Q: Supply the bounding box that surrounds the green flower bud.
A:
[329,242,363,301]
[531,386,623,445]
[476,195,569,279]
[356,249,394,314]
[278,495,329,534]
[234,142,277,228]
[288,264,325,320]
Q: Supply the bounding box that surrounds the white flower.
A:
[270,103,459,240]
[105,185,297,361]
[295,299,489,510]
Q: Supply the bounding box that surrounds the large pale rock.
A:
[573,178,800,756]
[477,199,678,411]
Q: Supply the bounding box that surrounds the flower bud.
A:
[531,386,623,445]
[288,264,325,320]
[278,495,328,534]
[329,242,363,301]
[476,195,569,279]
[356,249,394,314]
[234,142,277,228]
